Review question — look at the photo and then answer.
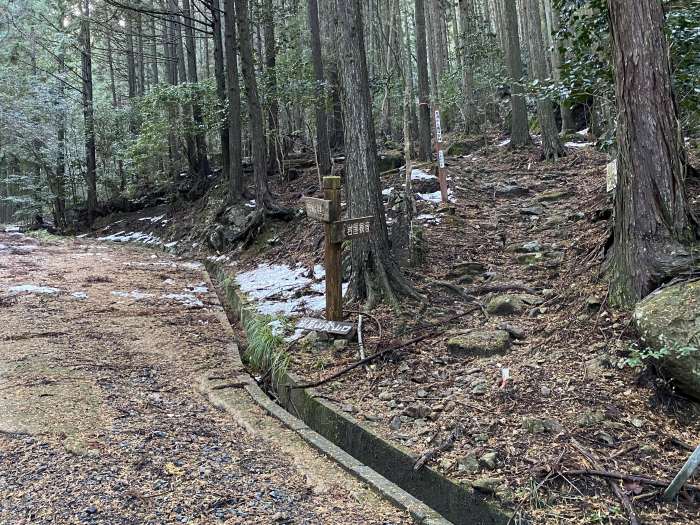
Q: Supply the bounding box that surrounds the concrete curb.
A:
[201,266,452,525]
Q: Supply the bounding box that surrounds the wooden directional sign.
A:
[331,215,373,243]
[302,196,332,222]
[296,316,354,336]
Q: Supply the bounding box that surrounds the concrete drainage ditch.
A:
[207,261,510,525]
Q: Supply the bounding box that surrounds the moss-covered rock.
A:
[447,330,511,356]
[634,281,700,400]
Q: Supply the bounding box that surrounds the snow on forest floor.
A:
[0,231,408,524]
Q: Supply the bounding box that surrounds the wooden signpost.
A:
[303,176,373,322]
[434,109,449,202]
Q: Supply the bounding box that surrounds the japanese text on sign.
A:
[438,150,445,168]
[434,111,442,143]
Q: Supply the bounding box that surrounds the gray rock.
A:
[403,403,431,419]
[333,339,348,350]
[519,240,542,253]
[479,452,498,470]
[536,189,570,202]
[389,415,402,430]
[471,383,488,395]
[486,295,525,315]
[516,252,544,265]
[577,409,606,427]
[301,331,319,347]
[378,391,393,401]
[633,280,700,400]
[447,330,511,356]
[457,454,480,473]
[522,417,562,434]
[471,477,502,494]
[341,404,356,414]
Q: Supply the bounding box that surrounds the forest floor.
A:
[0,230,409,524]
[58,134,700,524]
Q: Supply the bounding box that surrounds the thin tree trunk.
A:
[183,0,210,185]
[308,0,331,177]
[212,0,230,182]
[80,0,97,224]
[607,0,695,305]
[458,0,477,133]
[550,2,575,133]
[502,0,530,147]
[224,0,244,201]
[414,0,432,161]
[137,12,146,94]
[235,0,272,208]
[150,9,159,87]
[524,0,564,159]
[263,0,279,174]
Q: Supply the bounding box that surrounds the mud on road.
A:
[0,231,408,524]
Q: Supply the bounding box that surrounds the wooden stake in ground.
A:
[323,176,342,321]
[434,108,448,202]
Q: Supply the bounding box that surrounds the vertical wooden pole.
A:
[434,108,448,202]
[323,176,342,321]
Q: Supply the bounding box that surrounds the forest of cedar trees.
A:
[1,0,700,523]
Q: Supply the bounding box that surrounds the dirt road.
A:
[0,231,407,524]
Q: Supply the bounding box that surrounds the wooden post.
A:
[323,176,342,321]
[434,108,448,202]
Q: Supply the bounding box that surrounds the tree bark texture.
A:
[224,0,244,200]
[334,0,417,307]
[502,0,530,147]
[308,0,332,177]
[80,0,97,224]
[524,0,564,159]
[414,0,432,161]
[212,0,230,183]
[607,0,695,305]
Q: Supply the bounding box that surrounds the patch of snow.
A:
[565,141,594,149]
[268,319,286,337]
[497,139,511,147]
[138,215,165,223]
[181,261,204,270]
[98,231,161,245]
[111,290,152,300]
[8,284,60,295]
[417,189,455,204]
[163,293,203,308]
[236,263,312,301]
[411,169,436,181]
[313,264,325,280]
[576,128,590,136]
[382,187,394,196]
[76,233,89,238]
[71,291,88,300]
[0,243,6,250]
[245,200,256,208]
[3,225,20,232]
[415,214,442,224]
[164,241,178,248]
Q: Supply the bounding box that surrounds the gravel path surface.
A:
[0,231,408,525]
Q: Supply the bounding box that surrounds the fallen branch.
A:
[427,280,478,302]
[290,307,480,390]
[211,381,249,390]
[414,422,464,470]
[571,439,640,525]
[562,469,700,493]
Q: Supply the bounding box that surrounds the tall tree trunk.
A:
[54,51,67,229]
[458,0,478,133]
[308,0,331,178]
[212,0,230,182]
[136,12,146,94]
[414,0,432,161]
[550,2,575,133]
[524,0,564,159]
[224,0,244,201]
[80,0,97,224]
[183,0,211,186]
[334,0,418,307]
[607,0,695,305]
[172,0,197,172]
[235,0,272,208]
[502,0,530,147]
[263,0,279,174]
[150,10,159,87]
[106,30,126,189]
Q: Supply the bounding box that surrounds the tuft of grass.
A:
[243,315,289,386]
[24,229,63,242]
